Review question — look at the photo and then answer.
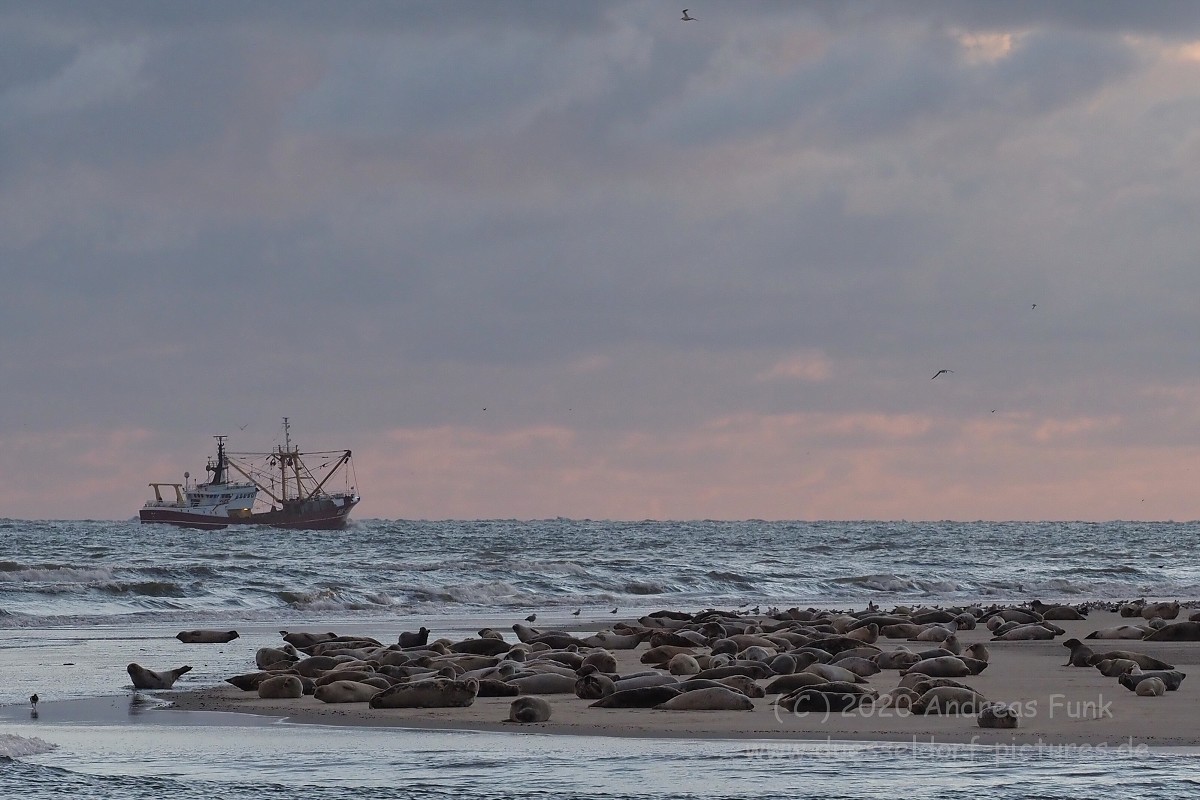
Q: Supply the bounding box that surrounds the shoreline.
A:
[154,606,1200,749]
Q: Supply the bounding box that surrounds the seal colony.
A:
[159,601,1200,747]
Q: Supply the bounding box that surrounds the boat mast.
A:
[208,436,229,485]
[279,417,291,502]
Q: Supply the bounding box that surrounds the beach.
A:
[156,608,1199,750]
[7,520,1200,798]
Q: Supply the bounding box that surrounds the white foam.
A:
[0,733,58,758]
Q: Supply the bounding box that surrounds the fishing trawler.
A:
[139,418,360,529]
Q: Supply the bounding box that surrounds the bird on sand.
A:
[931,369,953,379]
[29,693,38,709]
[572,608,581,616]
[525,613,537,622]
[610,607,618,614]
[681,9,695,20]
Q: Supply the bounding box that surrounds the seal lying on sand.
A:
[1118,669,1186,692]
[508,696,552,722]
[369,677,479,708]
[127,663,192,690]
[655,686,754,711]
[176,630,239,644]
[978,702,1019,728]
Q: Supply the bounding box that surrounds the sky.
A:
[3,1,1200,522]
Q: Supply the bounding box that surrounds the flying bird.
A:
[1032,304,1037,310]
[681,9,695,20]
[931,369,954,380]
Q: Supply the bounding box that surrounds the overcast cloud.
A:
[3,1,1200,521]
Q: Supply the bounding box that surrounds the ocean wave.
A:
[99,581,188,598]
[831,574,922,593]
[623,581,666,595]
[0,566,119,583]
[0,734,57,759]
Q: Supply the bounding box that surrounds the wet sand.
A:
[158,609,1200,748]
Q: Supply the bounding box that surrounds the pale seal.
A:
[1134,677,1167,696]
[257,675,304,699]
[911,686,984,715]
[127,663,192,690]
[990,623,1057,641]
[655,686,754,711]
[508,696,552,722]
[668,653,701,675]
[900,656,972,678]
[803,663,865,684]
[314,680,382,704]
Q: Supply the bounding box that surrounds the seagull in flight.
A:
[681,9,696,20]
[931,369,954,380]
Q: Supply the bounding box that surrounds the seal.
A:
[369,677,480,708]
[589,686,682,709]
[575,673,616,700]
[900,656,972,678]
[830,656,880,678]
[717,674,766,698]
[963,643,989,663]
[1083,625,1150,640]
[1143,622,1200,641]
[508,696,552,722]
[990,623,1057,641]
[1134,677,1167,696]
[668,653,701,676]
[314,680,383,704]
[257,675,304,699]
[977,702,1019,728]
[764,672,832,694]
[655,686,754,711]
[256,646,299,670]
[280,631,338,649]
[1094,658,1139,677]
[911,686,984,715]
[449,638,513,656]
[398,627,431,648]
[803,663,866,684]
[581,650,618,674]
[176,629,239,644]
[476,678,521,696]
[127,663,192,690]
[1140,601,1181,621]
[1118,669,1186,692]
[1084,649,1173,670]
[508,673,578,694]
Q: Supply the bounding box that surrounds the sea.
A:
[3,518,1200,799]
